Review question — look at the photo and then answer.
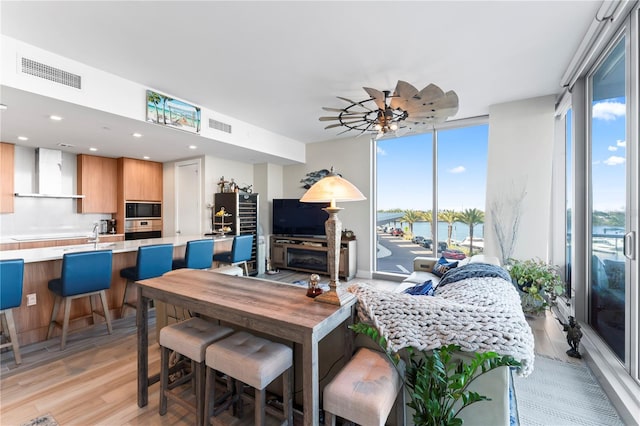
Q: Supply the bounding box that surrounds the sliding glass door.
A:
[588,35,628,362]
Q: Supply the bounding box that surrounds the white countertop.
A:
[0,235,234,263]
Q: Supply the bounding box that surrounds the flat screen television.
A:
[272,198,329,237]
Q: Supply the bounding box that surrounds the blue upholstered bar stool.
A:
[120,243,173,317]
[172,239,214,270]
[213,234,253,276]
[47,250,113,350]
[0,259,24,365]
[159,318,233,426]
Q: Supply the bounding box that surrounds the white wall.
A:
[282,137,373,277]
[0,145,110,238]
[484,95,556,262]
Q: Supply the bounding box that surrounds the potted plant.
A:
[351,323,520,426]
[506,258,565,314]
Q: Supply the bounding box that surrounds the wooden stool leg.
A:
[89,294,97,325]
[204,366,215,423]
[60,297,72,350]
[159,345,169,415]
[233,380,244,418]
[99,290,113,334]
[242,261,248,276]
[3,310,21,365]
[325,411,336,426]
[195,362,205,426]
[255,387,265,426]
[47,295,62,339]
[120,280,131,317]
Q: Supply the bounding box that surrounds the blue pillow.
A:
[432,256,459,278]
[404,280,434,296]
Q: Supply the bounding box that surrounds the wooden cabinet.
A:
[0,142,15,213]
[270,236,357,280]
[214,192,259,275]
[77,154,118,213]
[118,157,163,202]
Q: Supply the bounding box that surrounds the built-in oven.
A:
[124,219,162,240]
[125,201,162,219]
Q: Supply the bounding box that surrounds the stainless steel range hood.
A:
[14,148,84,199]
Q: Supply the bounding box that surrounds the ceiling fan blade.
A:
[325,123,352,129]
[322,107,348,112]
[319,112,364,121]
[393,80,419,99]
[362,87,386,110]
[416,83,445,102]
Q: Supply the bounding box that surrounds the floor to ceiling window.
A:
[375,121,488,275]
[588,35,627,362]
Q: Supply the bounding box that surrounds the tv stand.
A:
[270,236,356,281]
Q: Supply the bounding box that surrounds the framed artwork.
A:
[146,90,201,133]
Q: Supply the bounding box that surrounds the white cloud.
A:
[608,146,617,151]
[376,146,386,156]
[617,140,626,148]
[593,101,625,120]
[603,156,625,166]
[449,166,466,174]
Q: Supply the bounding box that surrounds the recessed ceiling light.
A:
[18,136,29,141]
[143,156,150,160]
[0,104,7,110]
[189,145,197,150]
[132,132,142,138]
[89,147,98,152]
[50,115,63,121]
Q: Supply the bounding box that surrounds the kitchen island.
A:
[0,235,234,346]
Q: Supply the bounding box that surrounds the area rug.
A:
[513,356,623,425]
[20,414,58,426]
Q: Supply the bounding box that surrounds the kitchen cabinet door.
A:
[0,142,15,213]
[77,154,118,213]
[120,158,163,201]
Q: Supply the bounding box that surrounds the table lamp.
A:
[300,167,366,305]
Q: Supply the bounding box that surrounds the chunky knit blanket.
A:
[348,277,535,376]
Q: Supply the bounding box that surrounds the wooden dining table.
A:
[135,268,357,425]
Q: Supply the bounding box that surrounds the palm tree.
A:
[438,209,459,247]
[457,208,485,254]
[147,91,163,123]
[401,209,422,236]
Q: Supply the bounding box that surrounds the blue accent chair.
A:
[172,239,214,270]
[47,250,113,350]
[120,244,174,317]
[213,234,253,276]
[0,259,24,364]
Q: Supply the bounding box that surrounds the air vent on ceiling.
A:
[209,118,232,134]
[21,57,82,89]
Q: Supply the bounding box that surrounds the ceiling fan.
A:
[320,80,459,138]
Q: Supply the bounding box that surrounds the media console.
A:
[270,235,356,281]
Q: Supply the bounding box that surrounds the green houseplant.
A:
[351,323,520,426]
[506,258,565,314]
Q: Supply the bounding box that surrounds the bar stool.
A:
[0,259,24,365]
[323,347,405,426]
[47,250,113,350]
[159,317,233,426]
[213,234,253,276]
[204,331,293,426]
[120,243,173,317]
[172,239,214,270]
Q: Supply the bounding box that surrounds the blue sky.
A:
[591,97,626,212]
[376,124,488,211]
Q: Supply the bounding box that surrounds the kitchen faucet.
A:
[89,222,100,248]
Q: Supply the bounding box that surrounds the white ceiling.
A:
[0,1,601,163]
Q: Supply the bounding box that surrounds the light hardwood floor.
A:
[0,273,579,425]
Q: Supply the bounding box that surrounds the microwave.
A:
[125,201,162,219]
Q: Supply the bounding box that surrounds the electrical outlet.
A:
[27,293,37,306]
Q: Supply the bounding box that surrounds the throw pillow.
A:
[432,256,459,277]
[403,280,434,296]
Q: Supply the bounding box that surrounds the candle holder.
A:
[306,274,323,298]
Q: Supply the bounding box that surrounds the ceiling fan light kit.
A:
[320,80,459,138]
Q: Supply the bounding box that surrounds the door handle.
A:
[624,231,635,260]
